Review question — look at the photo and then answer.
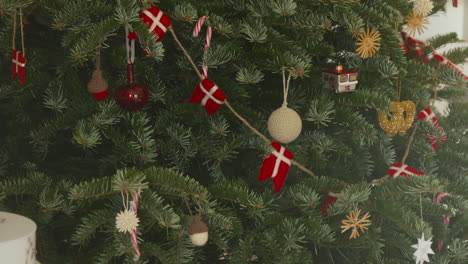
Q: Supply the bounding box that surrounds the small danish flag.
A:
[140,6,171,42]
[189,79,226,115]
[320,192,340,216]
[258,142,294,193]
[387,163,426,178]
[12,49,26,85]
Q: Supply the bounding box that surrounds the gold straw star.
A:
[404,10,430,36]
[355,28,382,59]
[341,209,371,239]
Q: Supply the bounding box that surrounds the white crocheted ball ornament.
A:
[267,106,302,144]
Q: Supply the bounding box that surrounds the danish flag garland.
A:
[11,9,26,85]
[140,6,171,42]
[258,142,294,193]
[189,79,226,115]
[12,49,26,85]
[418,108,448,151]
[387,163,426,178]
[400,32,468,79]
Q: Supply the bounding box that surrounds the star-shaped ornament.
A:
[412,233,435,264]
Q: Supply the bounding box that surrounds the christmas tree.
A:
[0,0,467,263]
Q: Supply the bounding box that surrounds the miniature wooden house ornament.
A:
[322,65,358,93]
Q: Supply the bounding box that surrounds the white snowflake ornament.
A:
[414,0,434,16]
[115,209,139,233]
[412,233,435,264]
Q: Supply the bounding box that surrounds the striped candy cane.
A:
[130,189,141,261]
[193,16,212,79]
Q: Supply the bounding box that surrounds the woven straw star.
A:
[404,10,430,36]
[341,209,371,239]
[355,28,382,59]
[116,209,139,233]
[414,0,434,17]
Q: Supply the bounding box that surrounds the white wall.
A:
[419,1,466,40]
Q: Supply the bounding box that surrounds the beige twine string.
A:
[168,26,316,177]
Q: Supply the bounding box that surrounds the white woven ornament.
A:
[115,209,139,233]
[268,106,302,144]
[414,0,434,16]
[267,68,302,144]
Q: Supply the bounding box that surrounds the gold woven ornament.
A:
[355,28,382,59]
[378,101,416,137]
[341,209,371,239]
[404,10,429,36]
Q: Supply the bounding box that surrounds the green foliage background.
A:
[0,0,467,263]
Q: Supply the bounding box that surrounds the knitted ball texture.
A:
[268,106,302,144]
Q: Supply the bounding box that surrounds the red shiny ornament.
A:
[115,64,149,111]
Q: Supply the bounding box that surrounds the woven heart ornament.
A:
[378,101,416,137]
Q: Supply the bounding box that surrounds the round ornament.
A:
[87,69,109,101]
[378,101,416,137]
[188,215,209,246]
[268,106,302,144]
[115,64,149,111]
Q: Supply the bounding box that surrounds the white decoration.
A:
[412,233,435,264]
[0,212,37,264]
[189,232,209,246]
[268,106,302,144]
[115,210,139,233]
[414,0,434,16]
[431,99,450,117]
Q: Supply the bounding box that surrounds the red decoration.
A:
[453,0,458,7]
[140,6,171,42]
[11,49,26,85]
[189,79,226,115]
[401,32,425,58]
[115,64,149,111]
[320,192,340,216]
[418,108,447,151]
[401,32,468,79]
[258,142,293,193]
[433,53,468,79]
[387,163,426,178]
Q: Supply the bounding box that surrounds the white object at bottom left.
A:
[0,211,37,264]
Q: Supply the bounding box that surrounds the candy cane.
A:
[193,16,212,79]
[434,192,452,251]
[125,25,136,64]
[130,189,141,261]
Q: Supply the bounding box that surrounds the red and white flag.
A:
[189,79,226,115]
[387,163,426,178]
[140,6,171,42]
[320,192,340,216]
[12,49,26,85]
[258,142,294,193]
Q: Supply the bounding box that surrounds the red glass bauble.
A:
[114,64,149,111]
[115,83,149,111]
